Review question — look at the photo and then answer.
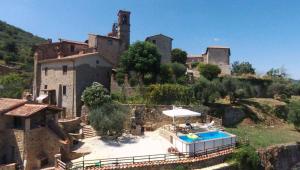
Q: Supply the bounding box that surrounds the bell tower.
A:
[117,10,130,49]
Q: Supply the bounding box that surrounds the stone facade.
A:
[33,10,130,118]
[0,98,69,170]
[36,53,112,118]
[187,46,231,76]
[145,34,173,64]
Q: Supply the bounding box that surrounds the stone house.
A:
[145,34,173,64]
[33,52,112,118]
[187,46,231,75]
[0,98,69,170]
[33,10,130,118]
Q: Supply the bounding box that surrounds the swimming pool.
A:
[170,130,236,154]
[179,131,230,143]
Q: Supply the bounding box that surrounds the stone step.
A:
[82,125,97,138]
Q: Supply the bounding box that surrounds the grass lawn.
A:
[225,124,300,149]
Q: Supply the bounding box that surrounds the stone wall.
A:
[258,142,300,170]
[24,127,67,170]
[58,117,81,133]
[222,107,246,126]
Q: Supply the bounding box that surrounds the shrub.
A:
[267,81,292,100]
[160,63,174,83]
[115,68,126,85]
[171,62,186,78]
[191,62,199,68]
[198,63,221,80]
[89,102,127,136]
[146,84,193,105]
[220,77,255,103]
[231,61,256,75]
[192,77,220,104]
[288,99,300,129]
[232,144,261,170]
[81,82,111,109]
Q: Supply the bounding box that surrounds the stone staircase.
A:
[82,125,97,138]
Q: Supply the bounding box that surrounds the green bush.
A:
[192,77,220,104]
[232,144,261,170]
[267,81,292,100]
[0,73,25,98]
[191,62,199,68]
[288,99,300,129]
[81,82,112,109]
[198,63,221,80]
[146,84,193,105]
[89,102,127,136]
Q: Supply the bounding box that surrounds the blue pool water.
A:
[179,131,230,143]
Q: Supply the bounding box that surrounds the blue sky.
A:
[0,0,299,79]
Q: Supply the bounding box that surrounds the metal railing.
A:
[68,144,235,170]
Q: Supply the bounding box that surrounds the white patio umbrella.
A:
[162,107,201,124]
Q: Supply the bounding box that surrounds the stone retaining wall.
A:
[258,142,300,170]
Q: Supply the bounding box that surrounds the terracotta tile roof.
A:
[4,104,48,117]
[0,98,27,114]
[4,104,62,117]
[38,52,114,66]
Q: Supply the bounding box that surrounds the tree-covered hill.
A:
[0,20,46,71]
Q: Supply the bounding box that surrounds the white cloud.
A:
[213,38,221,42]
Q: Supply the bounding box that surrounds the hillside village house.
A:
[0,98,69,170]
[145,34,173,64]
[33,10,131,118]
[187,46,231,75]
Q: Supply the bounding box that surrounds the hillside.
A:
[0,20,46,71]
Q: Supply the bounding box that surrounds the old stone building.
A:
[0,98,69,170]
[33,52,112,118]
[187,46,231,75]
[33,10,130,118]
[145,34,173,64]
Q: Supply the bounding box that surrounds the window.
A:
[122,15,127,24]
[62,65,68,75]
[62,86,67,95]
[96,60,99,64]
[107,39,113,45]
[44,85,47,89]
[44,67,48,76]
[70,45,75,52]
[152,40,156,44]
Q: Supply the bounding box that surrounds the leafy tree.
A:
[198,63,221,80]
[81,82,112,109]
[171,62,186,78]
[89,102,127,136]
[192,77,220,104]
[288,99,300,130]
[267,81,292,100]
[160,63,174,83]
[291,83,300,95]
[231,61,255,75]
[220,77,255,103]
[0,73,25,98]
[119,41,161,84]
[171,48,187,64]
[266,67,288,79]
[159,63,187,84]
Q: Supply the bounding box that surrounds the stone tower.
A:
[117,10,130,49]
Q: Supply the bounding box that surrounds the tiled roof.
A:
[207,46,230,49]
[5,104,49,117]
[0,98,62,117]
[38,52,114,66]
[0,98,27,114]
[145,34,173,40]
